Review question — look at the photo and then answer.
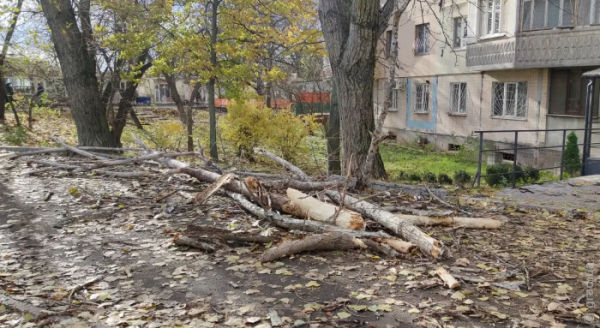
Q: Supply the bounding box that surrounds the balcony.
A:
[466,26,600,71]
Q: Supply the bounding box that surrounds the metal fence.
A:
[473,127,600,188]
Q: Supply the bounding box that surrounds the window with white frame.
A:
[481,0,501,36]
[522,0,598,31]
[450,82,467,114]
[492,82,528,118]
[453,17,468,48]
[391,81,400,111]
[414,83,429,113]
[415,24,430,55]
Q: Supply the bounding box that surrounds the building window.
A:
[391,81,400,111]
[482,0,501,36]
[453,17,468,48]
[386,30,397,57]
[414,83,429,113]
[415,24,430,55]
[522,0,597,31]
[492,82,528,118]
[450,82,467,114]
[549,68,600,116]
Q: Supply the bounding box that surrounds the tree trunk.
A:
[0,65,6,123]
[208,0,220,161]
[187,83,201,152]
[112,62,152,146]
[0,0,25,124]
[164,73,186,124]
[40,0,115,147]
[326,79,341,175]
[318,0,406,187]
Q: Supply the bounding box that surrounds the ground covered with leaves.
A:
[0,148,599,328]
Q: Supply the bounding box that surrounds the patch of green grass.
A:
[379,143,483,181]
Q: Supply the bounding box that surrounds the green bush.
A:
[454,170,471,185]
[423,172,437,183]
[524,166,540,182]
[485,164,511,187]
[408,173,422,183]
[398,171,408,181]
[437,173,453,185]
[563,132,582,175]
[2,126,27,145]
[513,164,527,182]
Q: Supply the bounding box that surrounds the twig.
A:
[50,137,108,161]
[426,187,470,215]
[68,276,103,301]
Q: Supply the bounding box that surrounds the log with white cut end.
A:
[437,267,460,289]
[287,188,365,231]
[325,190,443,258]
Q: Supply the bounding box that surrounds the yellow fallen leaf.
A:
[514,292,528,298]
[385,298,396,304]
[477,297,489,301]
[491,311,508,319]
[451,291,465,301]
[408,308,420,313]
[337,312,351,319]
[305,281,320,288]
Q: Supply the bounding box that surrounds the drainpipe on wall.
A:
[479,71,483,129]
[535,69,543,146]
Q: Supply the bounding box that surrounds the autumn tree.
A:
[319,0,410,186]
[0,0,25,125]
[40,0,115,146]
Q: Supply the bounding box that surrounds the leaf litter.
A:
[0,146,600,327]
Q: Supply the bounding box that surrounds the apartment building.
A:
[376,0,600,168]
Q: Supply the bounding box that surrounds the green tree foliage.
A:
[564,132,582,175]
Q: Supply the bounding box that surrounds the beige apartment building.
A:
[375,0,600,168]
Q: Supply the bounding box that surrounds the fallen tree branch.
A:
[260,178,341,191]
[183,224,277,244]
[437,267,460,289]
[427,187,470,215]
[173,234,217,252]
[194,173,235,204]
[380,206,453,217]
[359,238,399,258]
[226,191,392,239]
[50,137,108,161]
[287,188,365,230]
[68,275,103,301]
[254,148,310,181]
[326,190,443,258]
[72,152,196,173]
[260,232,364,262]
[394,215,503,229]
[377,238,416,253]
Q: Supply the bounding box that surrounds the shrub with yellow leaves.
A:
[221,101,319,162]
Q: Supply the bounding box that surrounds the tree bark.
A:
[208,0,220,161]
[40,0,116,147]
[164,73,186,124]
[0,0,25,124]
[260,232,361,262]
[187,83,201,152]
[326,79,341,175]
[112,62,152,146]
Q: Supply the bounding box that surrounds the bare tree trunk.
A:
[0,0,25,124]
[112,62,152,146]
[208,0,220,161]
[326,79,341,175]
[40,0,115,147]
[318,0,408,188]
[187,83,201,152]
[164,73,186,124]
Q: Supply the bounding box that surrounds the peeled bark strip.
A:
[379,238,416,253]
[173,234,217,252]
[260,232,362,262]
[287,188,365,231]
[398,215,503,229]
[437,267,460,289]
[326,190,443,258]
[254,148,310,181]
[226,191,391,239]
[194,173,235,204]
